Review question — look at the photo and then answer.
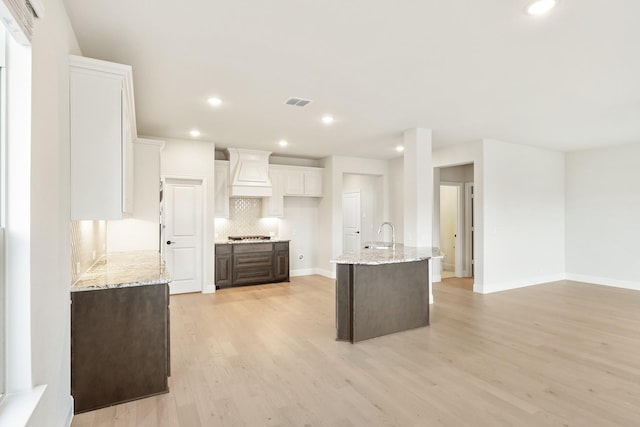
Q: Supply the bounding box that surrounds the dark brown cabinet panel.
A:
[71,283,170,413]
[274,243,290,282]
[215,245,233,288]
[215,241,289,288]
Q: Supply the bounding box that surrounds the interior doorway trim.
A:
[464,182,474,277]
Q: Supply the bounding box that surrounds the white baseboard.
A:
[432,273,442,283]
[290,268,336,279]
[314,268,336,279]
[202,284,215,294]
[479,273,566,294]
[565,273,640,292]
[442,262,454,271]
[290,268,316,277]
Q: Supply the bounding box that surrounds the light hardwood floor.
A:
[72,276,640,427]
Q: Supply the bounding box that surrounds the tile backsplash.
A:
[70,220,106,283]
[215,198,278,239]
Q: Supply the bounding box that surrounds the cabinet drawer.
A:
[233,243,273,253]
[234,267,274,285]
[234,252,273,268]
[274,242,289,252]
[215,244,232,255]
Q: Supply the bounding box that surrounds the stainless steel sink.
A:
[363,242,393,250]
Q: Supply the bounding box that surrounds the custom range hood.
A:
[226,148,273,197]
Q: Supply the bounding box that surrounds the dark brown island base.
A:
[332,245,442,343]
[70,251,172,414]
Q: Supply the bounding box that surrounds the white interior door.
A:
[342,191,361,252]
[163,178,203,294]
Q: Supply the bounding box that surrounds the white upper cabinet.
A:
[303,169,323,196]
[275,165,323,197]
[262,168,284,218]
[214,161,230,219]
[70,55,137,220]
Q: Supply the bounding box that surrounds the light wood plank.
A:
[72,277,640,427]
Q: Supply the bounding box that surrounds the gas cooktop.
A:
[228,235,271,241]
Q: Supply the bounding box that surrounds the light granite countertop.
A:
[71,250,171,292]
[332,245,443,265]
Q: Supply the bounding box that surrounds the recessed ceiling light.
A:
[396,145,405,153]
[279,140,288,147]
[190,130,201,137]
[526,0,559,16]
[207,97,222,107]
[322,115,334,125]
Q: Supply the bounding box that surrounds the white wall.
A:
[403,128,433,247]
[342,174,383,244]
[161,138,216,292]
[317,156,389,276]
[27,0,81,424]
[279,197,319,275]
[440,164,474,182]
[482,139,565,293]
[388,156,404,243]
[566,142,640,290]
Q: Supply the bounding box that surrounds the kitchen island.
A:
[71,251,171,413]
[332,245,441,343]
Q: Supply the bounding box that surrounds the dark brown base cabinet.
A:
[71,283,170,413]
[215,241,289,289]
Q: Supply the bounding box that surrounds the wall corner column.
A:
[403,128,434,303]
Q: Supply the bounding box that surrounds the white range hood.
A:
[226,148,273,198]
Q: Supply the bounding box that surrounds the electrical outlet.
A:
[75,262,81,275]
[298,254,304,260]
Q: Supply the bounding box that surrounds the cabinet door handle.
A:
[166,240,175,245]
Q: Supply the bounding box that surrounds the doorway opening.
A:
[436,164,474,286]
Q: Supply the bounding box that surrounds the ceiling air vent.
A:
[285,97,312,107]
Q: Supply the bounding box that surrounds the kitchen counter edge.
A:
[71,250,171,292]
[331,245,443,265]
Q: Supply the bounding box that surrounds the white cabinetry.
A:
[214,160,230,219]
[106,138,164,251]
[262,169,284,218]
[261,164,323,218]
[70,55,137,220]
[277,165,323,197]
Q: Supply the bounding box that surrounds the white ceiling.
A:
[62,0,640,159]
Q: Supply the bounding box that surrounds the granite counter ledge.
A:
[71,250,171,292]
[332,245,442,265]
